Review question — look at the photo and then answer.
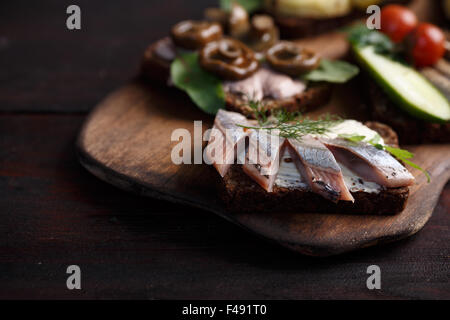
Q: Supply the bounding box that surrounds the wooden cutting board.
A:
[77,0,449,256]
[77,74,450,256]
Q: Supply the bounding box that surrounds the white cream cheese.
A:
[325,120,384,144]
[275,149,309,189]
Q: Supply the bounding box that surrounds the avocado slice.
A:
[353,45,450,123]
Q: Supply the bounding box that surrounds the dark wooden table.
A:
[0,0,448,300]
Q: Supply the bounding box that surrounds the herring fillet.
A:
[323,139,415,188]
[204,125,231,177]
[287,136,354,203]
[205,110,250,177]
[242,130,285,192]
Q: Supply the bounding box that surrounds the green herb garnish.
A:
[238,100,343,139]
[338,133,366,143]
[339,133,430,182]
[264,115,344,140]
[171,52,225,115]
[303,59,360,83]
[246,95,269,125]
[345,24,406,62]
[346,24,395,55]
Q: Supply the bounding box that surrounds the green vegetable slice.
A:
[354,45,450,123]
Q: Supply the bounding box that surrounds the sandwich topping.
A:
[171,20,223,50]
[223,68,307,101]
[287,136,355,202]
[153,37,177,62]
[266,41,321,76]
[199,38,259,80]
[206,110,417,203]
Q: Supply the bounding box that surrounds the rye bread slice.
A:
[218,122,410,215]
[363,75,450,144]
[224,82,332,117]
[140,38,332,115]
[140,39,173,84]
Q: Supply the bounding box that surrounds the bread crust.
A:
[218,122,410,215]
[225,83,332,117]
[140,39,172,84]
[220,165,409,215]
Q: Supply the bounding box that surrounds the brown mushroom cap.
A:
[204,7,229,27]
[229,3,251,39]
[247,14,279,52]
[171,20,223,50]
[199,38,259,80]
[266,41,321,76]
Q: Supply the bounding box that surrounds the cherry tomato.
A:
[411,23,445,68]
[380,5,418,43]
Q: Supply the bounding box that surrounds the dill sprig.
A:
[245,95,269,126]
[239,98,343,140]
[264,115,343,140]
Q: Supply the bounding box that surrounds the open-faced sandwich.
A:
[141,5,360,117]
[260,0,411,38]
[347,5,450,144]
[140,3,432,216]
[205,109,418,215]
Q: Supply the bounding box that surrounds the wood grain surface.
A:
[77,80,450,256]
[1,0,448,299]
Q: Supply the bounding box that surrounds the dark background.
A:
[0,0,448,299]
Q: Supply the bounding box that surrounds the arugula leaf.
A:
[384,146,414,160]
[171,52,225,115]
[220,0,264,13]
[346,24,395,55]
[402,159,431,182]
[303,59,359,84]
[368,133,382,145]
[338,133,365,142]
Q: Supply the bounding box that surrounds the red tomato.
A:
[411,23,445,68]
[380,5,418,43]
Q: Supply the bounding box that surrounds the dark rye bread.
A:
[225,83,332,118]
[218,122,409,215]
[270,0,412,39]
[140,39,172,84]
[140,38,332,114]
[364,76,450,144]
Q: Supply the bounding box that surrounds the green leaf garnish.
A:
[384,146,414,160]
[238,100,343,140]
[368,133,382,145]
[171,52,225,115]
[345,24,406,62]
[220,0,264,13]
[338,133,366,142]
[346,24,395,55]
[339,133,430,182]
[246,95,269,126]
[303,59,360,84]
